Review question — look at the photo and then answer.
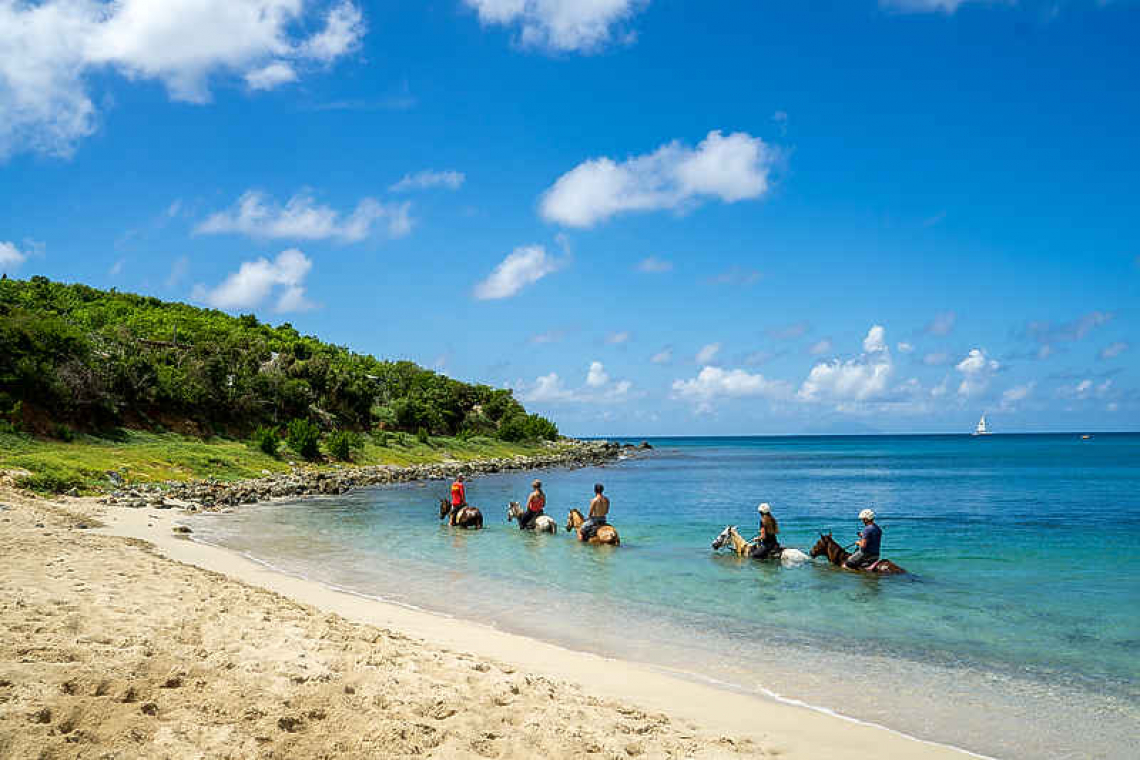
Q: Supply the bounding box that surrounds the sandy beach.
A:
[0,487,975,760]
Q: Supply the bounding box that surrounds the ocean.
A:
[186,434,1140,759]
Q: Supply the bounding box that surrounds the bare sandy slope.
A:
[0,488,973,760]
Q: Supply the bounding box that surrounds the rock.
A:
[65,487,80,497]
[639,441,653,450]
[172,525,192,534]
[106,470,125,486]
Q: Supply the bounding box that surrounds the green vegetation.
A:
[325,430,363,462]
[0,276,558,442]
[286,418,322,461]
[0,429,564,493]
[253,426,280,457]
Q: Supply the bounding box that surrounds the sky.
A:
[1,0,1138,436]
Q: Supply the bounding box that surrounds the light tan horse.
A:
[711,525,753,556]
[565,508,620,546]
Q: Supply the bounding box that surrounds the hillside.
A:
[0,276,556,443]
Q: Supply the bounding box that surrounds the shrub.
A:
[286,418,321,460]
[253,426,280,457]
[374,430,391,447]
[326,430,362,461]
[52,423,75,442]
[416,427,430,445]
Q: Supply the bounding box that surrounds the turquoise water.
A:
[189,434,1140,759]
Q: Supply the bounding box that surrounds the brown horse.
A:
[565,508,620,546]
[438,498,483,529]
[809,533,906,575]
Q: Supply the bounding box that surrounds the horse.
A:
[711,525,809,567]
[565,508,620,546]
[506,501,557,533]
[808,532,906,575]
[438,498,484,529]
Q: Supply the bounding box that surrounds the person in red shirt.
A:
[518,479,545,530]
[449,475,467,518]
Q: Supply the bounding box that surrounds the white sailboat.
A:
[972,414,991,436]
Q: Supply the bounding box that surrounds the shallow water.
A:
[189,434,1140,759]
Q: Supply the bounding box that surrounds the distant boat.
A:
[1081,434,1092,440]
[972,414,991,436]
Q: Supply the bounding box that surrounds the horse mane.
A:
[568,508,584,519]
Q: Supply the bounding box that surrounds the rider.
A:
[518,479,545,530]
[845,508,881,569]
[449,474,467,518]
[750,502,779,559]
[578,483,609,542]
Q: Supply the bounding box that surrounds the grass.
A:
[0,430,562,493]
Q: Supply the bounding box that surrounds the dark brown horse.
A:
[439,498,483,529]
[809,533,906,575]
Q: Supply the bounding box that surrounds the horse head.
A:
[711,525,734,550]
[506,501,521,522]
[809,532,833,558]
[565,508,583,532]
[439,498,450,520]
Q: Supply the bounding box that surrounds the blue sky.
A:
[2,0,1137,435]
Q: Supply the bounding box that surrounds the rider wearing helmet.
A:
[751,502,780,560]
[845,508,882,569]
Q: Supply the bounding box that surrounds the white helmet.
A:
[757,502,771,514]
[859,508,875,521]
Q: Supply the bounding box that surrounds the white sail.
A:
[973,414,990,435]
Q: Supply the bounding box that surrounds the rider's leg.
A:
[845,550,866,568]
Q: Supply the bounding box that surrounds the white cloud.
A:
[108,258,125,276]
[708,266,762,286]
[245,61,297,91]
[1098,341,1128,360]
[695,342,721,364]
[196,191,410,242]
[540,130,777,228]
[1057,378,1114,401]
[0,241,29,269]
[650,347,672,364]
[798,325,894,403]
[586,361,610,388]
[955,348,999,397]
[193,248,314,313]
[473,244,563,300]
[530,330,563,344]
[389,169,466,193]
[636,256,673,273]
[672,367,793,409]
[923,351,950,366]
[0,1,365,159]
[606,331,630,344]
[767,321,810,341]
[863,324,887,353]
[1025,311,1113,354]
[464,0,646,53]
[808,339,833,356]
[1000,381,1035,410]
[897,341,914,354]
[518,361,634,404]
[924,311,957,336]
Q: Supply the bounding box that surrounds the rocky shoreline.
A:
[99,439,638,512]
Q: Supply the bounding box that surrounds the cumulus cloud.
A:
[196,191,410,243]
[636,256,673,273]
[389,169,466,193]
[924,311,956,336]
[518,361,633,404]
[923,352,950,366]
[193,248,314,312]
[463,0,646,53]
[695,343,721,364]
[955,348,999,397]
[672,367,793,411]
[586,361,610,388]
[650,347,673,365]
[540,130,777,228]
[1057,378,1114,401]
[1099,341,1129,360]
[0,240,30,269]
[897,341,914,354]
[473,244,564,300]
[798,325,894,403]
[0,0,365,159]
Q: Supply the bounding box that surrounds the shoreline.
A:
[91,499,973,759]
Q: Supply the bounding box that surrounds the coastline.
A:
[0,484,974,759]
